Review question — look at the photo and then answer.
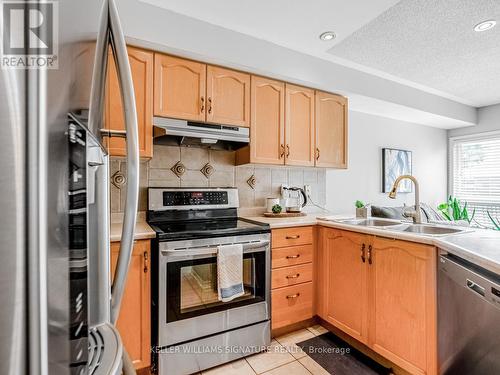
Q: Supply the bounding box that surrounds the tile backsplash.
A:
[110,144,326,214]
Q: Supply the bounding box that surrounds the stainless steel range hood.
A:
[153,117,249,150]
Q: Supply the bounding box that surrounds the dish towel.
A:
[217,244,245,302]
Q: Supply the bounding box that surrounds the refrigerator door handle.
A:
[107,0,140,325]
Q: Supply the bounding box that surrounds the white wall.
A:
[326,111,448,214]
[448,104,500,138]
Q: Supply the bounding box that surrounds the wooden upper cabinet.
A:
[248,76,285,164]
[111,240,151,370]
[369,237,437,375]
[285,84,315,166]
[315,91,348,168]
[154,54,206,122]
[206,65,250,127]
[320,228,370,344]
[105,46,153,158]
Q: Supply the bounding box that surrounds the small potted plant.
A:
[355,200,368,218]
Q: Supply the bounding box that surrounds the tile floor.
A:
[201,324,330,375]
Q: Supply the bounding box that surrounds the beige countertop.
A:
[244,213,500,275]
[109,212,500,274]
[110,220,156,242]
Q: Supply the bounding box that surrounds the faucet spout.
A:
[388,175,421,224]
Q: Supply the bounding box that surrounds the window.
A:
[450,132,500,228]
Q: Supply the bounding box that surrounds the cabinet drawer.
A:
[272,263,312,289]
[272,244,313,269]
[272,282,313,330]
[272,226,313,248]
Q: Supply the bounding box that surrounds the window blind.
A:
[451,134,500,227]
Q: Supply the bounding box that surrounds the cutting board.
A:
[263,212,306,218]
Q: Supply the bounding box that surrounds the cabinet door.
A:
[315,91,348,168]
[249,76,285,164]
[111,240,151,370]
[284,84,315,166]
[206,65,250,127]
[105,46,153,158]
[320,228,369,344]
[369,237,437,375]
[154,54,206,122]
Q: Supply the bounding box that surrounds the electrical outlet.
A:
[304,184,312,197]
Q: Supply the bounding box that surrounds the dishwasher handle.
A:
[466,279,485,296]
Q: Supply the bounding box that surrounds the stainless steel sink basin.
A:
[398,224,464,235]
[339,219,403,227]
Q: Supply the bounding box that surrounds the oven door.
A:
[158,233,271,347]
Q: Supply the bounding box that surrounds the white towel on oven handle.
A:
[217,243,245,302]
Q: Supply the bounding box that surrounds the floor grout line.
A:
[243,357,257,374]
[296,358,314,375]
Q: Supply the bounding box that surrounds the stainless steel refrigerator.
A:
[1,0,140,374]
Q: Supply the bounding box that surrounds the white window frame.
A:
[448,130,500,224]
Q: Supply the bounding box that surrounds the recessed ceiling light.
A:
[319,31,336,41]
[473,20,496,32]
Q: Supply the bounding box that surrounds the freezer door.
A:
[0,0,103,374]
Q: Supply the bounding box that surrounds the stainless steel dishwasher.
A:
[438,252,500,374]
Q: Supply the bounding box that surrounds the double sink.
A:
[331,218,467,236]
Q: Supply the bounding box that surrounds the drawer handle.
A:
[360,243,366,263]
[286,254,300,259]
[286,293,300,299]
[286,273,300,279]
[285,235,300,239]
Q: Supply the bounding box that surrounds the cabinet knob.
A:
[361,243,366,263]
[286,293,300,299]
[200,96,205,113]
[316,147,320,161]
[286,254,300,259]
[280,144,285,159]
[143,251,149,273]
[286,273,300,279]
[285,235,300,239]
[286,144,290,158]
[367,245,373,265]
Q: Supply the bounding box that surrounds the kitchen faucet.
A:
[388,175,421,224]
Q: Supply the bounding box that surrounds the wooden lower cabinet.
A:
[369,237,437,375]
[271,226,314,331]
[317,228,369,344]
[317,227,437,375]
[110,240,151,370]
[272,282,313,330]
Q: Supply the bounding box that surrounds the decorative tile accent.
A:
[247,174,257,189]
[171,161,186,178]
[111,171,126,189]
[200,163,215,178]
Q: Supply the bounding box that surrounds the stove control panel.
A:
[148,188,238,211]
[163,191,229,206]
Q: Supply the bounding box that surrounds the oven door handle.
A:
[161,240,270,257]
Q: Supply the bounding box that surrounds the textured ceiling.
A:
[139,0,399,55]
[327,0,500,107]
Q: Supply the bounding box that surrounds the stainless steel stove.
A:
[147,188,271,375]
